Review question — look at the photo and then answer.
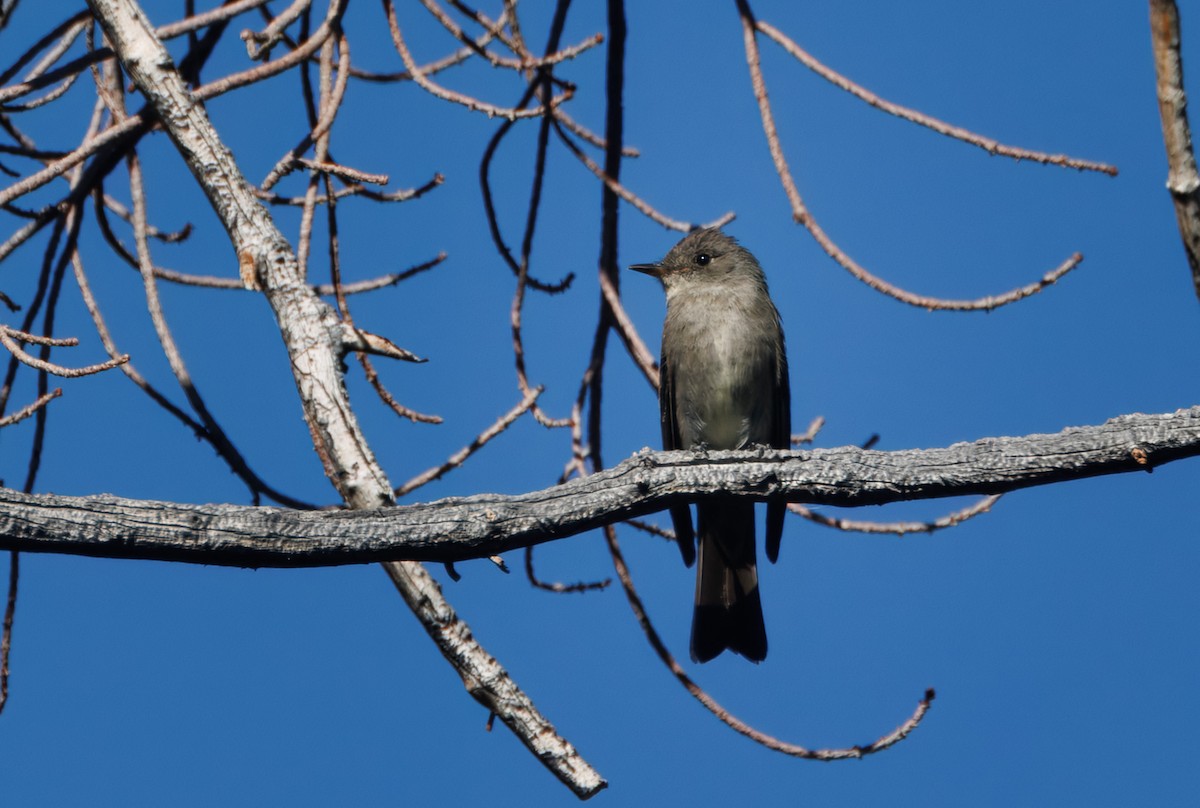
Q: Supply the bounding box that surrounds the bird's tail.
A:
[690,499,767,663]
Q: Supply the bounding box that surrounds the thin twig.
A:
[523,545,610,592]
[0,4,339,210]
[383,0,573,121]
[479,96,576,294]
[101,193,192,242]
[0,551,16,716]
[158,0,276,40]
[295,158,387,185]
[256,171,443,206]
[242,0,312,60]
[792,415,825,446]
[553,107,639,156]
[0,324,128,377]
[262,27,354,193]
[0,11,90,86]
[0,1,274,107]
[0,326,78,347]
[0,387,60,427]
[338,4,513,83]
[395,387,542,497]
[553,120,732,232]
[71,250,209,438]
[445,0,528,58]
[755,19,1117,176]
[125,148,310,509]
[315,252,447,295]
[623,517,675,543]
[421,0,603,71]
[605,523,934,759]
[358,353,443,424]
[297,29,347,276]
[734,0,1086,312]
[598,268,658,389]
[790,494,1002,535]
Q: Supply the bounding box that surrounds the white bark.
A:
[85,0,604,797]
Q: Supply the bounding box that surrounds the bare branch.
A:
[0,2,276,108]
[337,4,513,83]
[0,327,78,347]
[357,352,443,424]
[1150,0,1200,302]
[294,158,387,185]
[256,172,444,206]
[86,0,604,795]
[420,0,603,71]
[2,407,1196,566]
[0,550,15,716]
[378,560,604,800]
[754,19,1117,175]
[395,387,542,497]
[0,116,142,209]
[0,11,89,86]
[792,415,825,446]
[0,324,128,377]
[340,325,425,362]
[598,268,658,389]
[92,252,448,296]
[478,92,576,295]
[790,495,1002,536]
[157,0,276,40]
[99,193,193,243]
[735,0,1086,312]
[382,0,573,121]
[242,0,312,60]
[0,6,340,212]
[0,387,60,427]
[605,523,933,759]
[315,251,447,295]
[553,108,639,156]
[523,544,610,593]
[554,120,732,232]
[261,28,353,194]
[71,250,209,438]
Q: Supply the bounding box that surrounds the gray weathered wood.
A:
[3,407,1196,567]
[85,1,604,797]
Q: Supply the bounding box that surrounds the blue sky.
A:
[1,2,1198,806]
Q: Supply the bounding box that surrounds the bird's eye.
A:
[694,253,711,266]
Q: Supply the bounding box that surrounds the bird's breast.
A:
[663,285,780,450]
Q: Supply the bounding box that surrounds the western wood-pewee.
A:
[632,228,791,663]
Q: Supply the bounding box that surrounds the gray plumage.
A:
[631,228,791,663]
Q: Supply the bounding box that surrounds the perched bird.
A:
[631,228,790,663]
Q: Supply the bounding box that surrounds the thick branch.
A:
[1150,0,1200,302]
[2,407,1196,566]
[86,0,602,797]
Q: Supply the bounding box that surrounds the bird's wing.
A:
[765,339,791,564]
[661,352,696,566]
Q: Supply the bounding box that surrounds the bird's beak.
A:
[629,262,662,277]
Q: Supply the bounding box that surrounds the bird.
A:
[631,228,791,663]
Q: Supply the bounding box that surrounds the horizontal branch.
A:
[1,407,1197,567]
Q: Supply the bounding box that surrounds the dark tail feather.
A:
[690,500,767,663]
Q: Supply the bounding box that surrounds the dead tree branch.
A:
[1150,0,1200,302]
[86,0,603,797]
[1,406,1195,566]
